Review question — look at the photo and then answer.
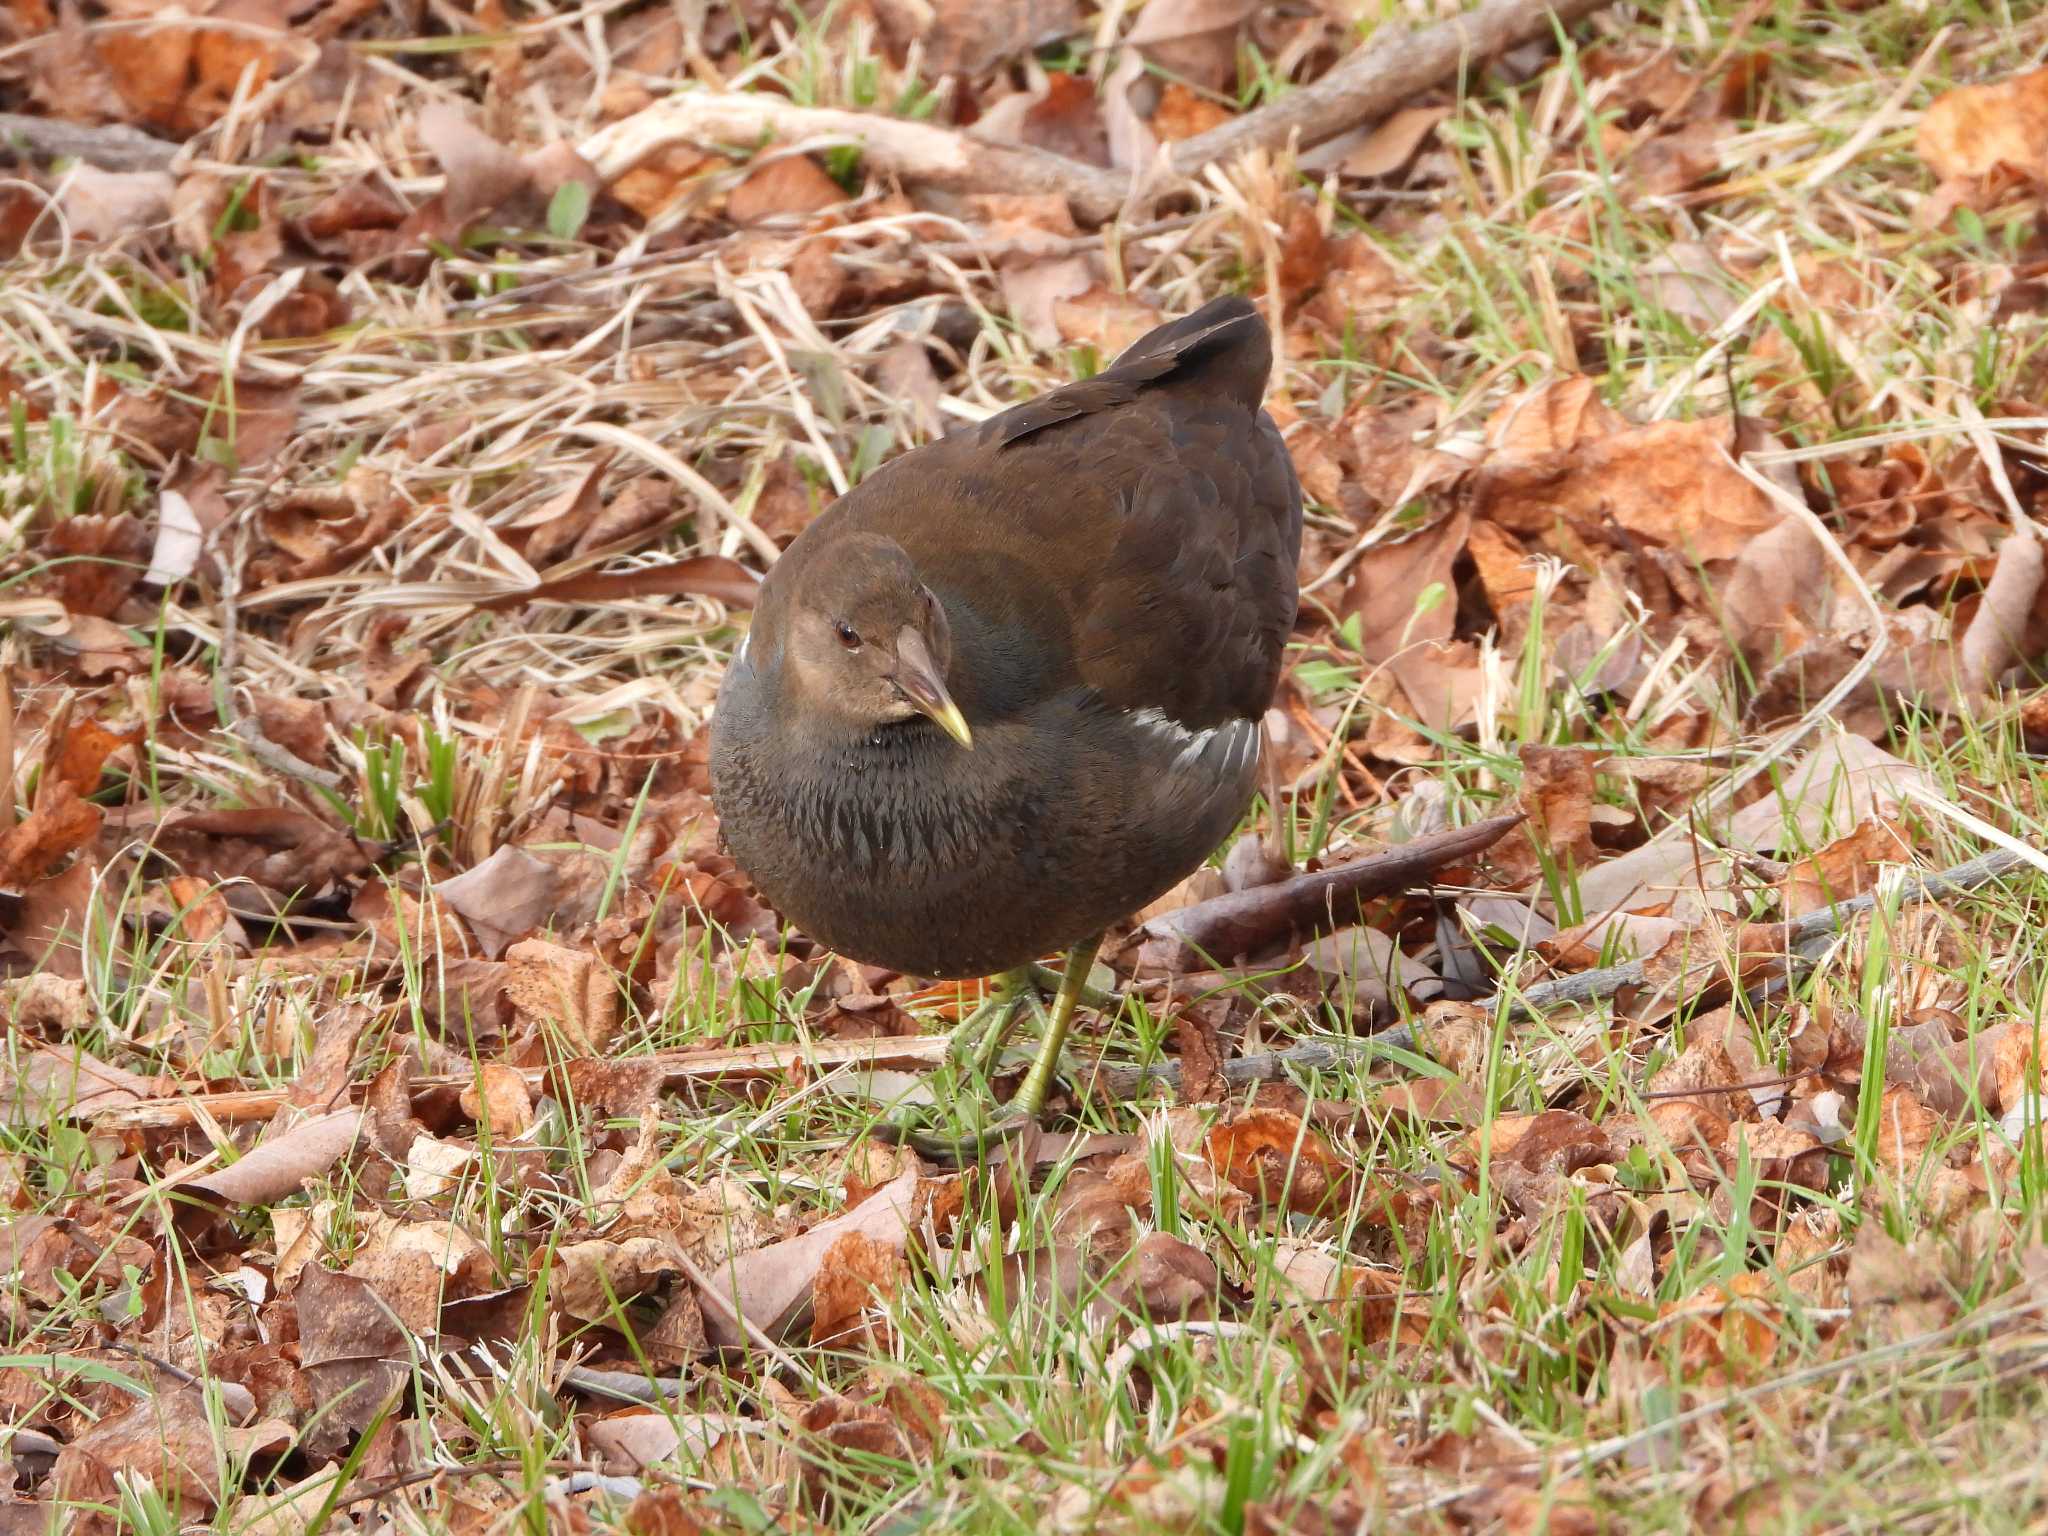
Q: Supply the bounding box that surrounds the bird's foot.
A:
[941,969,1046,1083]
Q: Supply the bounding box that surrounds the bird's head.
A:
[777,532,972,749]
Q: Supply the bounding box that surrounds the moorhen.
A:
[709,294,1302,1119]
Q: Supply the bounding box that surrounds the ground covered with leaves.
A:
[5,0,2048,1531]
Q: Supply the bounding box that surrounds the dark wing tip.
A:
[1101,294,1271,412]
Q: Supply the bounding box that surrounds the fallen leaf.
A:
[0,783,101,887]
[1957,528,2044,695]
[180,1109,363,1206]
[1779,817,1911,918]
[725,153,845,225]
[349,1211,497,1333]
[436,845,561,958]
[460,1062,534,1139]
[418,101,530,224]
[3,1043,155,1124]
[153,807,372,895]
[888,0,1081,77]
[473,556,760,612]
[55,164,172,241]
[1917,65,2048,182]
[53,1386,221,1531]
[1341,105,1449,177]
[505,938,620,1054]
[697,1164,921,1346]
[1205,1108,1349,1216]
[294,1264,410,1455]
[142,489,204,584]
[1469,378,1780,564]
[1125,0,1255,91]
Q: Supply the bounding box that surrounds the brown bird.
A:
[710,295,1301,1121]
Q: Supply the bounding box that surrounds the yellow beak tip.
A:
[937,707,974,750]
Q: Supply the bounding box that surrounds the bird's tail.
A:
[1104,293,1272,413]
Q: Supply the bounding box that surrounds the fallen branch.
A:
[1137,812,1524,969]
[0,112,178,173]
[1095,846,2033,1095]
[580,0,1614,226]
[1497,846,2029,1022]
[92,1034,956,1130]
[1163,0,1613,190]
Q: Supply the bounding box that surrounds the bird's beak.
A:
[893,627,972,749]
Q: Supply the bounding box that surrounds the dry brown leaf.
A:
[294,1264,410,1455]
[883,0,1081,77]
[1654,1271,1781,1385]
[505,938,620,1053]
[1957,527,2044,694]
[54,1387,225,1532]
[1345,511,1468,664]
[1779,817,1911,918]
[0,783,100,888]
[180,1109,363,1206]
[1846,1222,1956,1341]
[460,1062,534,1139]
[1053,285,1165,355]
[350,1211,496,1334]
[473,555,760,612]
[698,1164,922,1346]
[1516,745,1603,869]
[3,1043,155,1124]
[1125,0,1255,91]
[1917,65,2048,182]
[1205,1108,1348,1216]
[726,154,845,225]
[1470,378,1779,564]
[154,808,372,896]
[1341,105,1449,177]
[810,1229,907,1347]
[436,845,561,959]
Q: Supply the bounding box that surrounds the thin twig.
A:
[0,112,178,172]
[1093,848,2032,1096]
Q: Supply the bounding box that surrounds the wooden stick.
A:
[1162,0,1613,191]
[580,0,1614,226]
[91,1034,955,1130]
[1093,847,2033,1095]
[0,113,178,172]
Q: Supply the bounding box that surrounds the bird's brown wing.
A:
[967,296,1303,730]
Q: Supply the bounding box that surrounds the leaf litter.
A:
[3,0,2048,1531]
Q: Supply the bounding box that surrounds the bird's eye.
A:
[834,620,862,650]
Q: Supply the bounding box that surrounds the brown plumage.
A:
[710,296,1300,1108]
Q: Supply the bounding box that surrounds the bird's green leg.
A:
[1010,932,1105,1119]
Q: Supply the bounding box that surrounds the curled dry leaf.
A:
[504,938,620,1054]
[1139,812,1523,970]
[179,1109,363,1206]
[0,782,101,888]
[460,1062,534,1139]
[436,845,561,959]
[697,1163,922,1347]
[1205,1108,1349,1216]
